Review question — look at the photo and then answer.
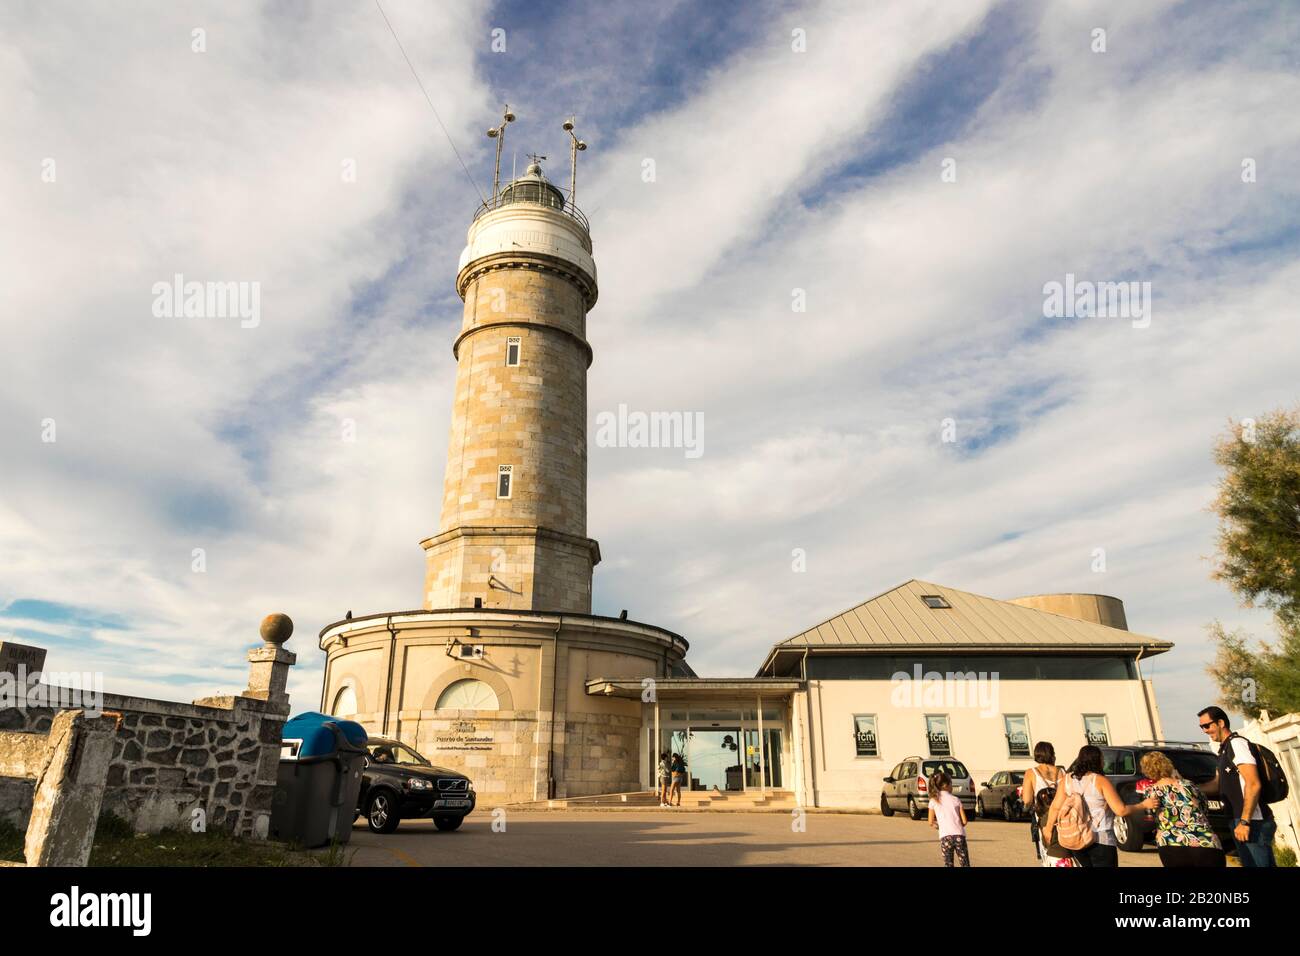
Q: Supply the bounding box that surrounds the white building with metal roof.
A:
[587,579,1171,812]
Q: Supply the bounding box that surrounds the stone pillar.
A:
[25,709,116,867]
[244,613,296,716]
[242,613,295,841]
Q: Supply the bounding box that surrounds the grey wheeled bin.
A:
[270,711,368,848]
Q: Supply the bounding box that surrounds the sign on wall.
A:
[925,715,951,757]
[432,719,493,752]
[853,714,878,757]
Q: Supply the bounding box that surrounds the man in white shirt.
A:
[1198,705,1275,867]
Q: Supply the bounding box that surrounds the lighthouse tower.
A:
[421,157,601,613]
[319,123,687,803]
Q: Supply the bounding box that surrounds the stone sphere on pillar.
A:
[259,613,294,646]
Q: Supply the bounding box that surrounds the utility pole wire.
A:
[373,0,487,205]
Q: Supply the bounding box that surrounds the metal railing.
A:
[472,193,590,232]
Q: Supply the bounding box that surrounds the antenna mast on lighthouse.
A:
[562,116,587,209]
[485,105,516,202]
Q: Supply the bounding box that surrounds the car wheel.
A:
[908,797,923,821]
[880,793,894,817]
[366,790,401,834]
[1114,813,1144,852]
[975,798,985,819]
[1002,798,1015,821]
[433,815,463,832]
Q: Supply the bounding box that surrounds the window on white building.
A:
[853,714,879,757]
[925,715,952,756]
[506,336,521,366]
[1084,714,1110,746]
[1004,714,1031,758]
[497,464,513,499]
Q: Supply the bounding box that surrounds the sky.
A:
[2,0,1298,742]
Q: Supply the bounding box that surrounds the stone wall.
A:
[0,613,297,840]
[560,711,642,798]
[0,693,280,838]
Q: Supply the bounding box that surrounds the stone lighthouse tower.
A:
[420,157,601,613]
[319,125,688,802]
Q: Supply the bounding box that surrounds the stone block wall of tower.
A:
[440,274,588,536]
[424,246,599,613]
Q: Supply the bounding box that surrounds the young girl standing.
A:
[927,771,971,867]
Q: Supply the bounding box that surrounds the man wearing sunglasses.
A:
[1197,705,1275,867]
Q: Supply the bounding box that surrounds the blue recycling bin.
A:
[270,712,369,848]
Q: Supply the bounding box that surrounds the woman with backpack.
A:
[1043,744,1149,867]
[1024,742,1077,867]
[1024,741,1069,866]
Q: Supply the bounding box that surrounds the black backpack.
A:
[1229,734,1290,804]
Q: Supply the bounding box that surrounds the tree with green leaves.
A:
[1206,407,1300,718]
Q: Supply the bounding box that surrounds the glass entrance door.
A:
[743,729,783,788]
[688,729,743,791]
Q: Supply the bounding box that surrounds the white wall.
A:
[1238,711,1300,856]
[804,677,1162,809]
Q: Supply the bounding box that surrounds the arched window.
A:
[331,683,358,719]
[436,678,499,711]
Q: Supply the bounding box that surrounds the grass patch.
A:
[89,815,308,867]
[2,810,354,867]
[1277,843,1297,868]
[87,812,356,867]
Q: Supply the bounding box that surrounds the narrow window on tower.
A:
[506,336,521,367]
[497,464,513,499]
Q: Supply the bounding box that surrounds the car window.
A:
[1167,751,1218,783]
[1102,749,1135,776]
[1009,771,1024,784]
[992,772,1005,786]
[367,741,429,766]
[923,760,970,779]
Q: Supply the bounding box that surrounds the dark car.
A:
[357,737,476,834]
[1099,743,1234,852]
[976,770,1026,820]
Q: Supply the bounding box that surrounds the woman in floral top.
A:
[1137,751,1225,867]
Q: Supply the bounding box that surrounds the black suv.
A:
[1100,743,1234,852]
[357,737,476,834]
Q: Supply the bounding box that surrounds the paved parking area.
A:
[337,810,1164,867]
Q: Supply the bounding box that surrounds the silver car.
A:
[880,756,977,820]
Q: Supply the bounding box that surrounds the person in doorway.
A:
[1135,750,1225,867]
[656,751,671,807]
[927,771,971,867]
[1024,741,1068,866]
[1197,705,1276,866]
[669,752,686,807]
[1043,745,1149,867]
